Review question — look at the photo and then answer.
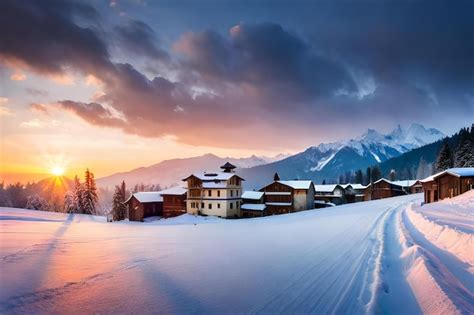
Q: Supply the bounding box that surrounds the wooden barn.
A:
[125,192,163,221]
[160,186,187,218]
[422,168,474,204]
[259,180,315,215]
[240,191,266,217]
[364,178,406,201]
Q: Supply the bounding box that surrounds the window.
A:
[208,203,212,209]
[201,202,204,208]
[231,190,233,197]
[191,202,195,208]
[217,203,220,208]
[217,190,220,197]
[230,202,233,209]
[208,190,212,197]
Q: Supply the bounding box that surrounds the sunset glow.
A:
[50,166,65,177]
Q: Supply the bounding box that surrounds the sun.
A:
[50,166,65,176]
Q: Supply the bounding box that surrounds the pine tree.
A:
[371,166,382,181]
[365,167,372,185]
[435,141,453,172]
[355,169,363,184]
[111,182,127,221]
[273,172,280,181]
[73,175,83,213]
[322,179,326,185]
[64,191,76,213]
[389,170,396,181]
[453,128,474,167]
[82,169,99,215]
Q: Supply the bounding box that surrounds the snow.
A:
[241,191,264,200]
[445,167,474,177]
[277,180,313,190]
[159,186,187,195]
[185,171,239,181]
[125,191,163,203]
[370,151,381,162]
[1,192,472,314]
[391,180,419,187]
[241,204,266,211]
[314,184,340,193]
[265,202,292,206]
[310,151,338,171]
[264,191,291,195]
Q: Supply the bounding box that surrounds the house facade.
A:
[182,162,244,218]
[259,180,314,215]
[364,178,406,201]
[240,191,266,217]
[125,192,163,221]
[422,168,474,204]
[314,184,345,205]
[160,186,187,218]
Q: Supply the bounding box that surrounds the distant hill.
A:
[97,153,288,189]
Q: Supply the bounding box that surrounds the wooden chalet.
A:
[240,191,266,217]
[259,179,315,215]
[422,168,474,204]
[125,192,163,221]
[160,186,187,218]
[391,180,422,194]
[364,178,406,201]
[314,184,345,206]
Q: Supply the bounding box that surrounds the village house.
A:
[364,178,406,201]
[160,186,187,218]
[422,168,474,204]
[125,192,163,221]
[259,176,315,215]
[240,191,266,217]
[346,184,368,202]
[182,162,244,218]
[314,184,346,206]
[391,180,422,194]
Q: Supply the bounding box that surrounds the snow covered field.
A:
[1,193,472,314]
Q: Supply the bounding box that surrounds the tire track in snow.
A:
[400,206,474,314]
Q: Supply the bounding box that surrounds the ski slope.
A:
[0,192,472,314]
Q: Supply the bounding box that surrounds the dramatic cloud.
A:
[1,0,473,149]
[114,20,169,61]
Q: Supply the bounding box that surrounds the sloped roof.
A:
[347,184,367,190]
[421,168,474,183]
[242,191,264,200]
[241,204,266,211]
[314,184,341,193]
[391,180,419,187]
[127,192,163,203]
[159,186,187,196]
[183,171,244,181]
[278,180,313,190]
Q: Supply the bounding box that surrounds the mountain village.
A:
[123,161,474,222]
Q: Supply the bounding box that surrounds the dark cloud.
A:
[114,20,169,61]
[1,0,473,149]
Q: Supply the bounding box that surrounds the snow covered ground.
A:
[1,192,472,314]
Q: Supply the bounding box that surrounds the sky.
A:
[0,0,473,183]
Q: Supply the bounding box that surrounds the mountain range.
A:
[97,123,445,189]
[97,153,289,189]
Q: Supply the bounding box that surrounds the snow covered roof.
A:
[128,192,163,203]
[443,168,474,178]
[241,204,266,211]
[314,184,341,193]
[391,180,419,188]
[159,186,187,196]
[347,184,367,190]
[264,191,292,195]
[421,168,474,183]
[278,180,313,190]
[241,191,264,200]
[265,202,292,206]
[373,178,402,186]
[183,171,244,181]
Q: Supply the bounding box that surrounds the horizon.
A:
[1,0,473,183]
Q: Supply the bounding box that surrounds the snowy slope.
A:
[399,191,474,314]
[1,192,471,314]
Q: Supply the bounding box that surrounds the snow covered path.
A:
[0,193,470,314]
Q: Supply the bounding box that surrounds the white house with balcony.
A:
[182,162,244,218]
